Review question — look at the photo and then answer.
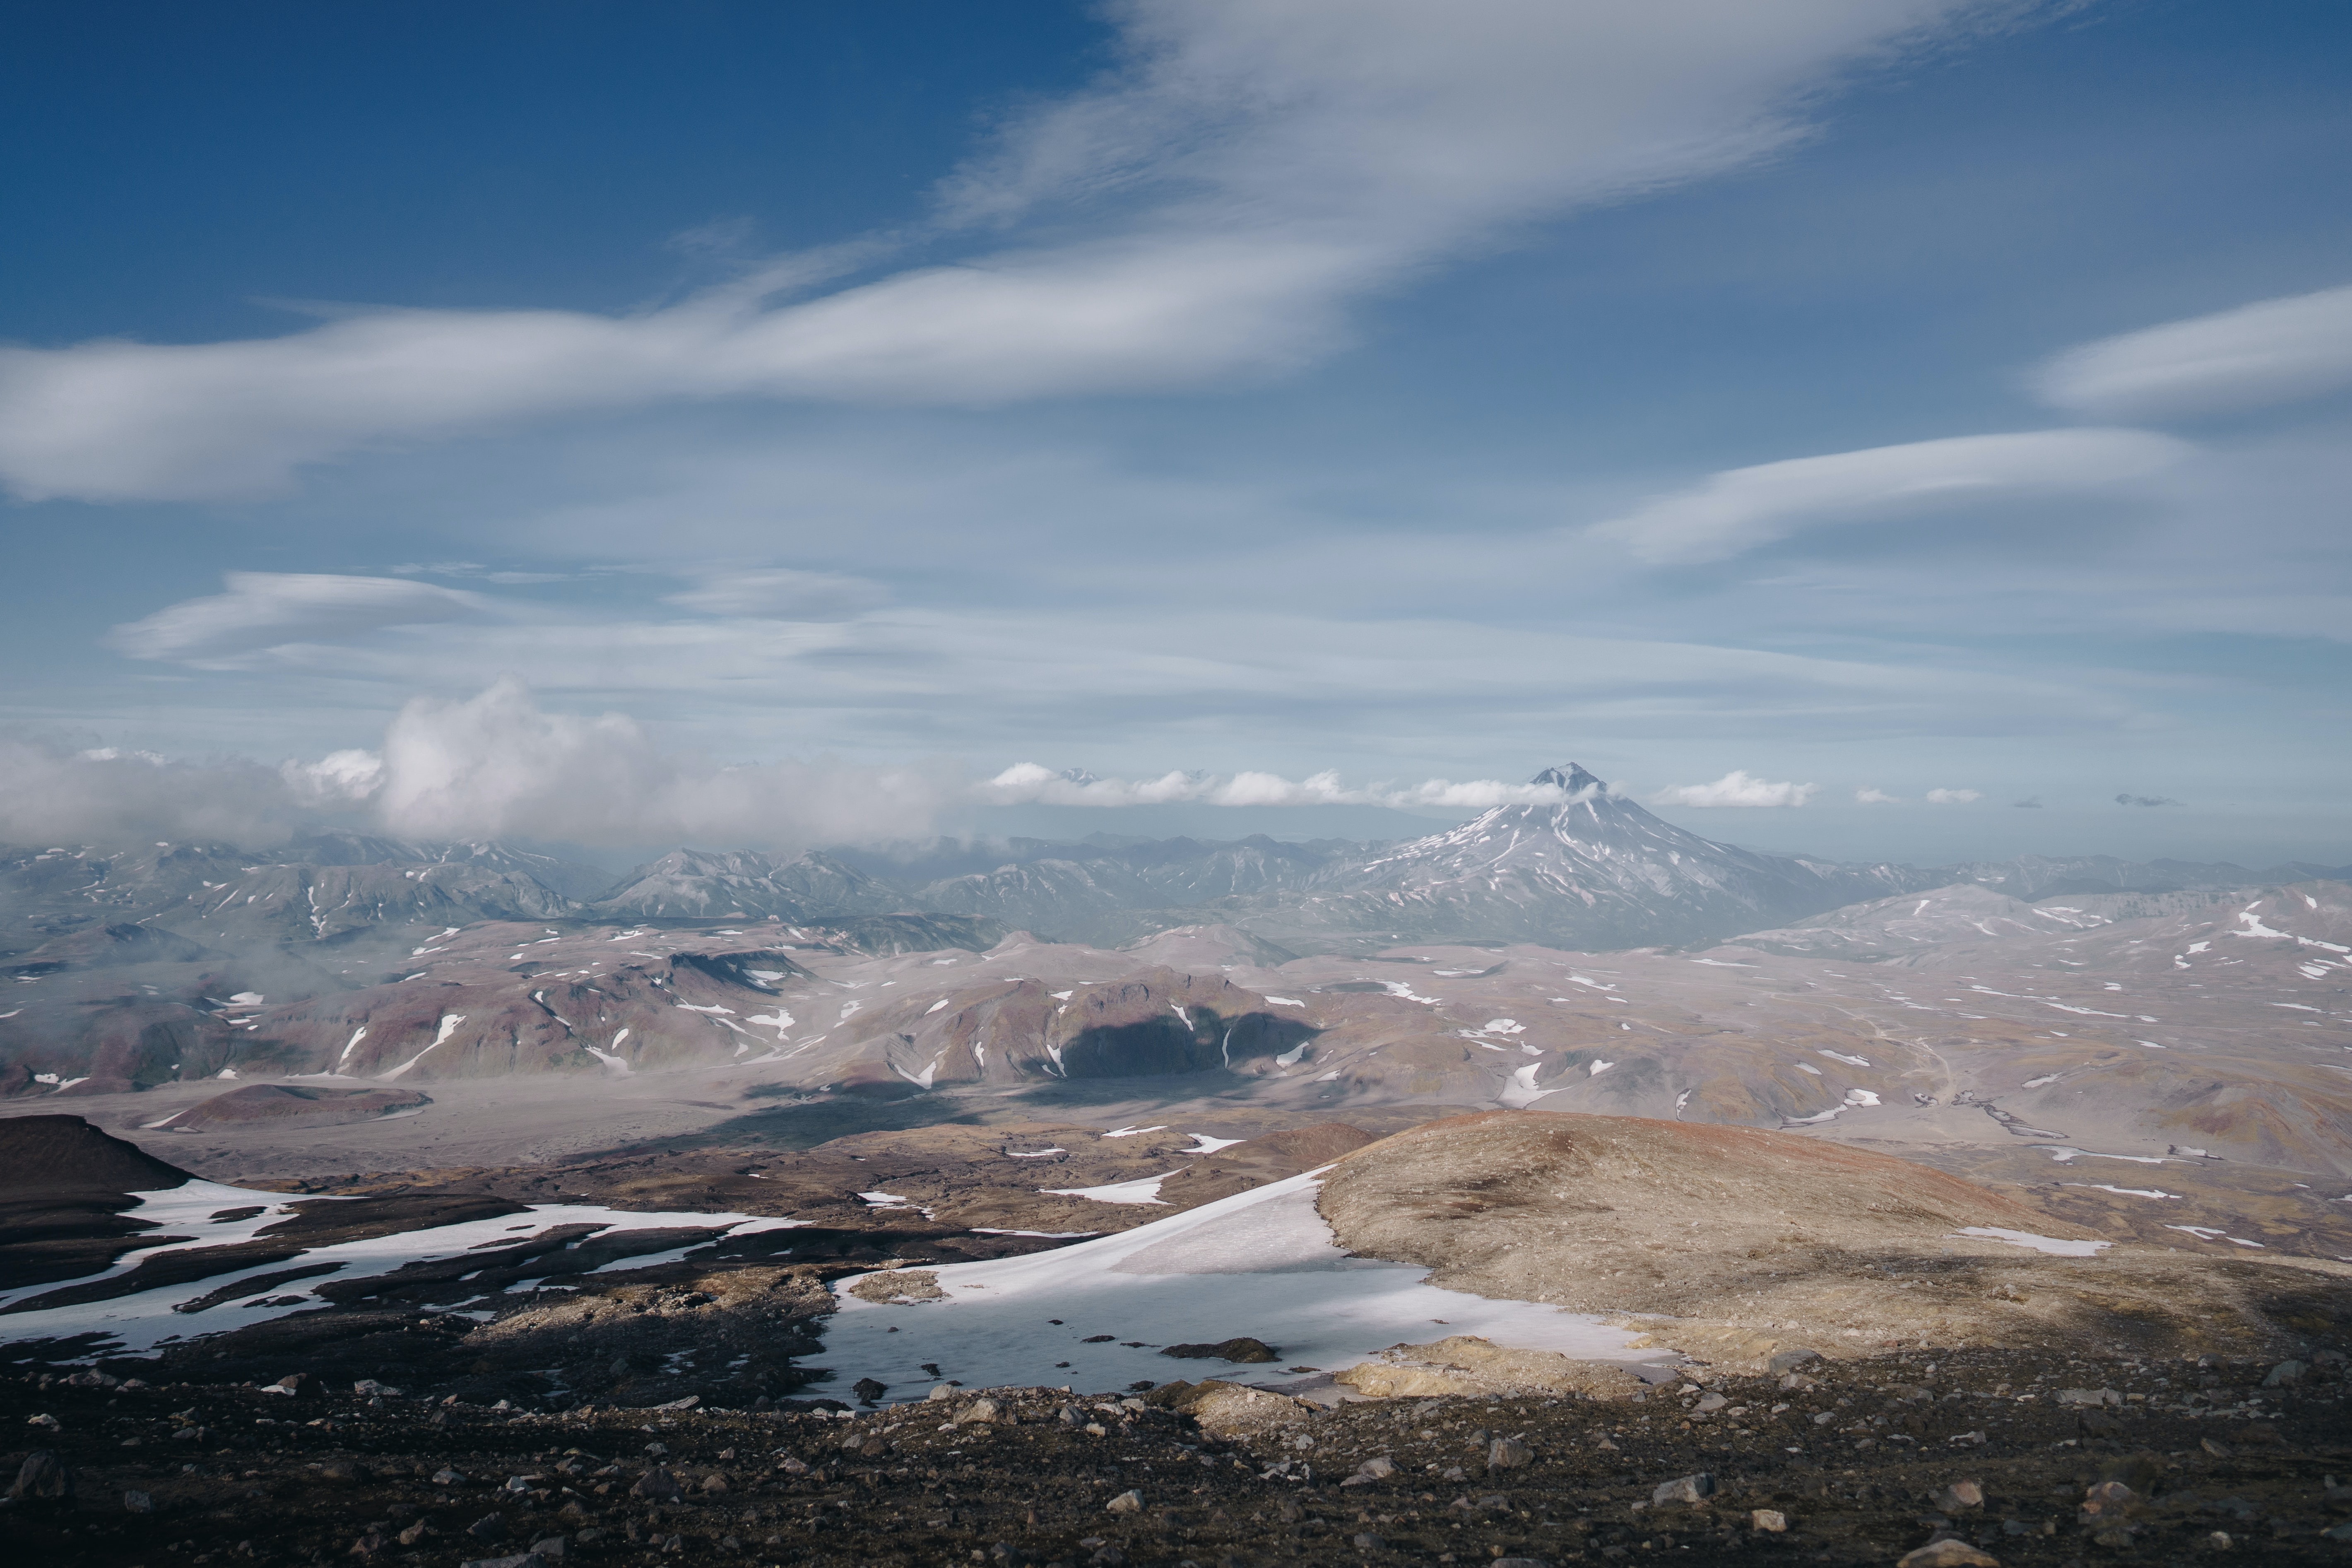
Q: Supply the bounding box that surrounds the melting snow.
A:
[1180,1133,1245,1154]
[1951,1227,2109,1257]
[824,1172,1669,1402]
[0,1183,806,1356]
[2166,1225,2265,1248]
[1041,1173,1177,1206]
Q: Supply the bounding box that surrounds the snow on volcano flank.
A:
[1291,764,1928,949]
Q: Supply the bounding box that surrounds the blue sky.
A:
[3,0,2348,867]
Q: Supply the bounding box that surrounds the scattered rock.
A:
[1936,1480,1984,1512]
[465,1513,506,1542]
[1105,1489,1144,1514]
[847,1270,945,1303]
[1750,1509,1786,1532]
[1352,1533,1387,1551]
[2054,1387,2120,1407]
[123,1488,154,1513]
[1356,1456,1396,1479]
[955,1398,1004,1425]
[320,1459,370,1483]
[8,1450,71,1503]
[630,1469,681,1502]
[1651,1473,1714,1505]
[349,1532,387,1556]
[1487,1438,1532,1471]
[529,1537,566,1559]
[1767,1347,1821,1375]
[2263,1359,2307,1387]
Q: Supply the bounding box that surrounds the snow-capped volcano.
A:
[1274,764,1932,948]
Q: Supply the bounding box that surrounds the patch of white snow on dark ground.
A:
[0,1183,806,1358]
[1041,1173,1177,1205]
[1950,1226,2110,1257]
[823,1172,1671,1404]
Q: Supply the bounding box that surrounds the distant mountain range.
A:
[3,766,2343,962]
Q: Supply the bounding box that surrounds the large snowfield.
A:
[823,1170,1672,1404]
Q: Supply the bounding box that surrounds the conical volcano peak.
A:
[1531,762,1606,795]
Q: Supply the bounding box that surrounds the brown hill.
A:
[155,1083,431,1131]
[0,1113,192,1195]
[1317,1110,2349,1366]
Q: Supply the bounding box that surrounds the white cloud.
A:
[1651,770,1818,808]
[2034,282,2352,421]
[1854,786,1901,804]
[0,0,2022,501]
[1589,429,2189,563]
[975,763,1584,810]
[660,568,888,620]
[356,678,956,847]
[106,573,492,664]
[1925,786,1982,804]
[0,739,311,847]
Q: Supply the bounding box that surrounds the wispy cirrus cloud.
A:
[2035,282,2352,422]
[0,0,2035,502]
[1588,428,2188,564]
[104,573,494,664]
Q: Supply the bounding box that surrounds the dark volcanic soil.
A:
[4,1348,2350,1566]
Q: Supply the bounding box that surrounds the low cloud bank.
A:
[975,763,1584,811]
[0,682,958,853]
[0,741,315,848]
[1,683,1595,852]
[1651,770,1819,809]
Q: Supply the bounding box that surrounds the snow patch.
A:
[1952,1227,2109,1257]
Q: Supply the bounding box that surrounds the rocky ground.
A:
[5,1346,2351,1566]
